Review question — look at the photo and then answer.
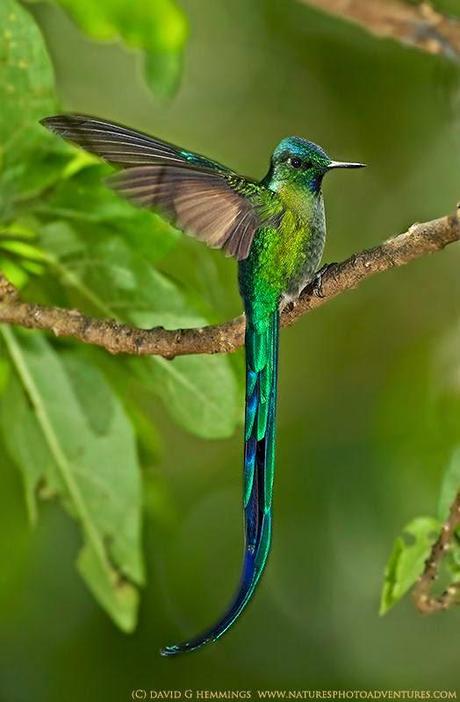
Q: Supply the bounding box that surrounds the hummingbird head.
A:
[267,137,365,194]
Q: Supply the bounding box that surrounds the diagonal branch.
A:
[0,208,459,357]
[299,0,460,60]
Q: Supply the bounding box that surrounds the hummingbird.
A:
[41,114,364,656]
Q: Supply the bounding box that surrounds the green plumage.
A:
[40,114,364,656]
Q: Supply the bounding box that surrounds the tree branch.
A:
[0,208,459,357]
[299,0,460,60]
[412,490,460,613]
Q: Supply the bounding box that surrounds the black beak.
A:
[327,160,366,170]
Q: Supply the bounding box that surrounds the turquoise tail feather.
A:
[161,310,279,656]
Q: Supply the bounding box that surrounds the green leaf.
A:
[0,227,47,286]
[141,355,240,439]
[380,516,441,615]
[0,329,144,632]
[438,446,460,521]
[0,0,56,156]
[0,0,60,214]
[0,239,47,261]
[0,258,28,288]
[40,216,240,439]
[0,221,40,240]
[87,352,164,464]
[0,368,55,522]
[40,0,188,96]
[0,356,11,397]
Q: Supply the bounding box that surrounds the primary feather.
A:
[41,114,230,172]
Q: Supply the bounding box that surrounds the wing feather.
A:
[40,114,230,172]
[107,164,274,260]
[41,114,283,261]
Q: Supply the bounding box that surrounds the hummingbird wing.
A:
[106,165,279,261]
[41,114,282,261]
[40,114,230,173]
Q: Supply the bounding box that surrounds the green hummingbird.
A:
[41,114,364,656]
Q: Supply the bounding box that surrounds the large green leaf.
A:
[34,0,188,97]
[0,328,144,632]
[380,516,440,615]
[0,0,63,214]
[140,355,240,439]
[0,0,55,157]
[39,208,240,439]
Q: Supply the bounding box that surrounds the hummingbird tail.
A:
[161,310,279,656]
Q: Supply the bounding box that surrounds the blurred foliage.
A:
[25,0,188,96]
[379,459,460,617]
[0,329,143,632]
[381,326,460,613]
[381,449,460,614]
[0,223,47,289]
[0,0,238,633]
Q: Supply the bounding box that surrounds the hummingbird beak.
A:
[327,160,366,170]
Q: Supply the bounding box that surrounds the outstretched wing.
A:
[40,114,233,173]
[41,114,281,261]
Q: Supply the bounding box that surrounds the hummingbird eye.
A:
[289,157,302,169]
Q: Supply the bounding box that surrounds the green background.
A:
[1,0,460,698]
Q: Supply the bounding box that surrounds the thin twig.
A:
[412,491,460,613]
[0,208,459,357]
[300,0,460,60]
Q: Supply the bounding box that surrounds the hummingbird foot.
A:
[312,262,337,298]
[279,293,298,313]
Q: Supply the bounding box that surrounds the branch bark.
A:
[412,490,460,613]
[299,0,460,60]
[0,208,459,357]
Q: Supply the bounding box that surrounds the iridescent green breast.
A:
[238,185,326,325]
[282,191,325,300]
